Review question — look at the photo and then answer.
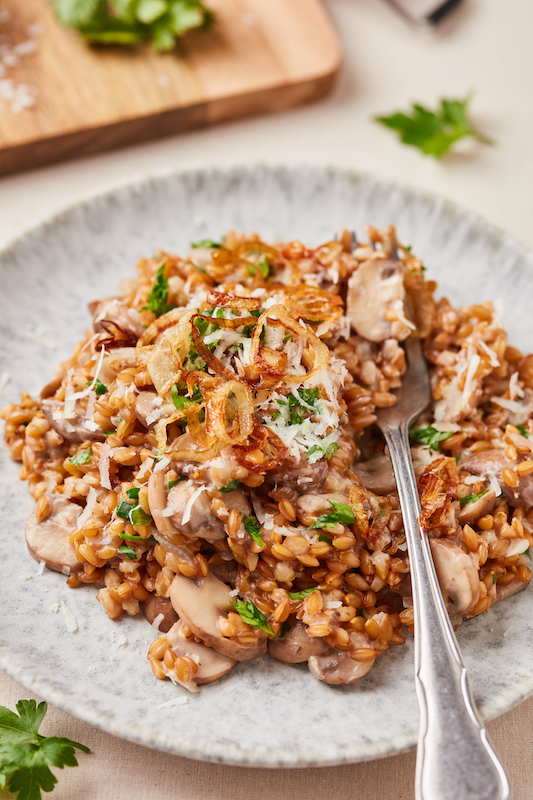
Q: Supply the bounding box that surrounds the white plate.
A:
[1,164,533,768]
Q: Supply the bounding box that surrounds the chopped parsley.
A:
[287,587,317,601]
[86,378,108,395]
[375,95,493,158]
[517,425,530,438]
[191,238,221,248]
[118,532,157,543]
[168,476,187,490]
[277,621,291,639]
[116,491,153,526]
[220,479,240,493]
[247,258,270,279]
[409,425,454,451]
[118,544,138,561]
[171,384,194,411]
[307,442,339,461]
[276,388,320,426]
[492,574,497,584]
[230,599,273,635]
[69,448,91,466]
[525,549,531,559]
[242,514,264,546]
[459,489,489,507]
[310,500,355,530]
[143,265,175,318]
[0,699,89,800]
[318,534,332,545]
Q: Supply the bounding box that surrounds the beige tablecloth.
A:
[2,0,533,797]
[0,671,532,800]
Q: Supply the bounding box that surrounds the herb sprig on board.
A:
[50,0,214,52]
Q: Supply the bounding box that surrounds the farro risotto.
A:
[2,225,533,693]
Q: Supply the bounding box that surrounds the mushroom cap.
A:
[166,621,238,691]
[308,631,377,686]
[429,538,480,617]
[169,571,267,662]
[143,595,179,633]
[25,496,83,575]
[346,259,409,342]
[268,619,328,663]
[42,400,106,443]
[353,454,396,495]
[457,489,496,526]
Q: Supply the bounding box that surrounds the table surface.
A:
[1,1,533,798]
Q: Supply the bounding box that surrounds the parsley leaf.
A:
[409,425,454,451]
[230,600,273,635]
[118,532,157,542]
[143,265,175,317]
[307,442,339,461]
[517,425,530,438]
[171,384,194,411]
[242,515,263,546]
[276,389,321,426]
[126,487,140,501]
[168,477,187,489]
[220,479,240,493]
[118,544,138,561]
[130,506,152,526]
[86,377,108,396]
[69,448,91,466]
[459,489,489,507]
[375,95,493,158]
[191,238,221,248]
[525,549,531,559]
[287,587,317,601]
[310,500,355,529]
[50,0,214,52]
[0,699,89,800]
[318,534,332,545]
[116,494,152,526]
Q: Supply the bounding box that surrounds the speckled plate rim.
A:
[1,162,533,768]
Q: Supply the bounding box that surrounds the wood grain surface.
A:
[0,0,341,176]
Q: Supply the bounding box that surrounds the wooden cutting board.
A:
[0,0,341,176]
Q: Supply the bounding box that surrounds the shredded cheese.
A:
[60,601,78,633]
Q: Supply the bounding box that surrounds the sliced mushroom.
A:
[40,376,62,401]
[164,621,238,692]
[267,453,329,492]
[346,259,411,342]
[308,630,377,685]
[494,577,530,603]
[25,496,83,575]
[457,489,496,526]
[353,454,396,494]
[89,297,144,340]
[268,619,329,663]
[459,449,533,508]
[143,595,179,632]
[42,399,106,443]
[429,538,480,618]
[294,492,348,527]
[149,471,225,544]
[134,391,171,428]
[169,571,267,662]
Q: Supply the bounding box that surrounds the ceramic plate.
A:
[1,165,533,768]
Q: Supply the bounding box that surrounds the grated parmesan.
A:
[60,601,78,633]
[77,486,97,529]
[159,696,189,708]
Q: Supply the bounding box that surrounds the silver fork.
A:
[376,332,510,800]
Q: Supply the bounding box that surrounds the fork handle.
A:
[381,422,510,800]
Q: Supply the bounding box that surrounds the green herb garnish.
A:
[143,265,175,317]
[191,238,221,248]
[307,442,339,461]
[310,500,355,530]
[50,0,214,53]
[69,448,91,466]
[118,544,138,561]
[459,489,489,507]
[318,534,332,545]
[277,621,291,639]
[242,514,264,547]
[375,95,493,158]
[517,425,530,438]
[525,549,531,559]
[276,389,320,426]
[118,532,157,543]
[86,378,108,396]
[409,425,454,452]
[230,599,273,635]
[220,479,240,493]
[492,574,497,584]
[0,699,89,800]
[116,500,134,520]
[287,587,317,601]
[126,487,140,501]
[171,384,194,411]
[168,476,187,489]
[130,506,152,526]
